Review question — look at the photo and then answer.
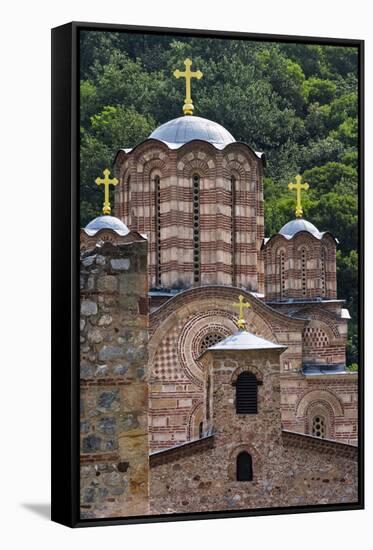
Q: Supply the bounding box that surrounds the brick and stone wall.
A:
[281,374,358,444]
[147,286,305,451]
[149,346,358,515]
[79,236,150,519]
[114,140,264,293]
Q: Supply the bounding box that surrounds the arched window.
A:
[126,175,131,219]
[206,375,211,421]
[199,421,203,439]
[235,372,258,414]
[321,247,327,297]
[192,174,200,284]
[312,415,326,438]
[301,247,307,297]
[154,175,161,287]
[279,251,286,298]
[236,451,253,481]
[231,175,236,285]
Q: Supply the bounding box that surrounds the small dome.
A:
[149,116,235,149]
[279,218,322,239]
[84,215,130,236]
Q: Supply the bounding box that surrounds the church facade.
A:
[79,59,358,518]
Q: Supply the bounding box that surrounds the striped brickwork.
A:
[262,232,337,301]
[114,140,264,292]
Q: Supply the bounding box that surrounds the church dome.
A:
[149,115,236,149]
[84,215,130,236]
[279,218,322,239]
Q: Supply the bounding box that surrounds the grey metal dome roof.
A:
[84,215,130,236]
[149,115,235,149]
[279,218,322,239]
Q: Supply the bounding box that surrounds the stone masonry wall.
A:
[150,431,357,514]
[79,238,150,519]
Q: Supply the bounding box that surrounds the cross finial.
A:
[95,168,119,215]
[288,174,309,218]
[232,295,251,330]
[173,58,203,116]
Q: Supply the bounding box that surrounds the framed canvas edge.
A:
[51,21,365,529]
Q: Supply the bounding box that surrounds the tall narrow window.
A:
[231,175,236,285]
[199,421,204,439]
[321,248,326,297]
[312,415,326,438]
[155,175,161,287]
[236,372,258,414]
[206,375,211,421]
[236,452,253,481]
[192,174,200,284]
[301,248,307,297]
[279,251,286,298]
[126,175,131,219]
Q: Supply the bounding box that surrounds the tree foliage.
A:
[79,31,359,366]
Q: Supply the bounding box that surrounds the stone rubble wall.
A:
[149,348,357,515]
[79,239,150,519]
[150,431,358,515]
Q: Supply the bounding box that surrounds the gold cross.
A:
[95,168,119,215]
[288,174,309,218]
[173,58,203,116]
[232,295,251,330]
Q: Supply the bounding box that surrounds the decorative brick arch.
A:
[115,157,130,180]
[133,140,171,164]
[294,308,341,339]
[305,399,336,439]
[177,310,237,386]
[221,157,250,181]
[177,148,216,179]
[231,365,263,384]
[222,142,260,165]
[142,157,170,181]
[303,319,334,345]
[227,443,263,481]
[187,401,204,440]
[148,288,281,377]
[296,389,344,419]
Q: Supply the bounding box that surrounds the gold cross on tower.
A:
[288,174,309,218]
[173,58,203,116]
[232,295,251,331]
[95,168,119,215]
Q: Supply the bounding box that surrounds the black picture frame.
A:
[51,21,364,528]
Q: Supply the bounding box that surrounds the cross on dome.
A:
[95,168,119,215]
[173,58,203,116]
[288,174,309,218]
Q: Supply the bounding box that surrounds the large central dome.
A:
[149,116,236,149]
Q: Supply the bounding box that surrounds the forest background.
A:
[79,31,359,367]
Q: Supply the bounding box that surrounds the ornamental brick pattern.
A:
[114,141,264,293]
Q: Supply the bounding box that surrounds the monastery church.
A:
[79,59,358,518]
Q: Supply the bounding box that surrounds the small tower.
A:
[262,175,354,416]
[262,175,337,302]
[198,298,287,494]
